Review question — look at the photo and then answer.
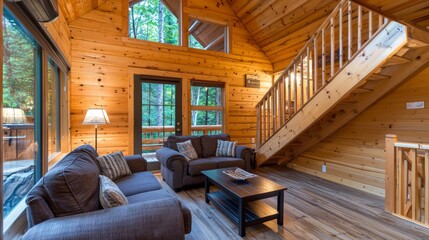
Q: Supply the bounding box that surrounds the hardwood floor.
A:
[157,166,429,240]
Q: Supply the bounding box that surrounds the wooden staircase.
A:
[255,0,429,167]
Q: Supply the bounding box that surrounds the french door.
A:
[134,76,182,154]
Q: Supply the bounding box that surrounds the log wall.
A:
[69,0,273,155]
[288,66,429,196]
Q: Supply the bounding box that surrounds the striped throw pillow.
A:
[215,139,237,157]
[99,175,128,208]
[177,140,198,161]
[96,151,132,180]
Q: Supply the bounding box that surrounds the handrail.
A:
[256,0,390,148]
[385,134,429,226]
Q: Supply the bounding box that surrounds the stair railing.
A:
[256,0,390,149]
[385,134,429,226]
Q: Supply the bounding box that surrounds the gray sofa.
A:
[23,145,191,240]
[156,134,253,191]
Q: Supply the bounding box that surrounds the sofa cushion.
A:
[115,172,162,197]
[43,145,100,217]
[166,135,203,158]
[187,158,218,176]
[209,156,245,169]
[96,151,132,180]
[126,189,174,204]
[99,175,128,208]
[177,140,198,161]
[201,134,230,158]
[216,140,237,157]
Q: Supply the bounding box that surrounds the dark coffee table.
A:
[202,168,287,237]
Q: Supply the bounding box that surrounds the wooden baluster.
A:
[322,28,325,86]
[339,3,343,68]
[348,0,352,60]
[287,70,292,116]
[300,55,304,107]
[368,10,373,38]
[423,144,429,225]
[280,75,285,125]
[410,148,418,221]
[273,86,277,132]
[313,38,318,92]
[330,17,335,78]
[379,14,383,28]
[293,62,298,111]
[306,47,310,101]
[397,147,404,215]
[358,5,362,50]
[385,134,397,213]
[267,93,271,137]
[256,104,261,148]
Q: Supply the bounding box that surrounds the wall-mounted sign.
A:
[245,74,260,88]
[406,101,425,109]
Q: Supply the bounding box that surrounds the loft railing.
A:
[385,135,429,226]
[256,0,390,148]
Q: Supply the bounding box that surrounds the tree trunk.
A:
[156,84,163,126]
[192,87,201,125]
[158,1,164,43]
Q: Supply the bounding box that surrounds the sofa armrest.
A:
[156,147,187,171]
[23,198,187,240]
[235,145,253,170]
[125,154,147,173]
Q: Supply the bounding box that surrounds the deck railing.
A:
[385,134,429,226]
[142,125,222,152]
[256,0,389,148]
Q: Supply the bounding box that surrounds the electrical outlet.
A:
[251,138,255,144]
[322,163,327,173]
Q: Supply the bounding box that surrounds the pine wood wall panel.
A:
[43,6,71,62]
[69,0,272,155]
[289,66,429,196]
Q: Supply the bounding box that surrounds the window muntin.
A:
[129,0,179,46]
[188,18,228,53]
[2,8,38,218]
[191,83,224,136]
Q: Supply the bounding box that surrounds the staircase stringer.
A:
[257,22,408,166]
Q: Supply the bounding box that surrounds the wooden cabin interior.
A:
[1,0,429,239]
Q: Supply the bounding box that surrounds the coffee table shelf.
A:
[207,191,279,224]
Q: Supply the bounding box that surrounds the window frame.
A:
[2,2,70,234]
[190,81,225,135]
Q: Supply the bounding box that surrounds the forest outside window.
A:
[191,82,224,135]
[189,18,229,53]
[129,0,179,45]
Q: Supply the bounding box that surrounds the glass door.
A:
[134,76,182,154]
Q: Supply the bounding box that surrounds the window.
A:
[129,0,179,45]
[2,4,69,228]
[188,18,229,53]
[191,82,224,136]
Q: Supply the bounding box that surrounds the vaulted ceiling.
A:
[60,0,429,71]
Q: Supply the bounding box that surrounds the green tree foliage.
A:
[3,12,36,116]
[191,86,222,126]
[130,0,179,45]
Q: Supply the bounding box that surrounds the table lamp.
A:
[82,108,110,151]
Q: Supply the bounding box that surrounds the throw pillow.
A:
[96,151,132,180]
[216,139,237,157]
[99,175,128,208]
[177,140,198,161]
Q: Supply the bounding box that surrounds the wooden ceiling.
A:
[60,0,106,23]
[59,0,429,71]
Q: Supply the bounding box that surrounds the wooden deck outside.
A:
[157,166,429,239]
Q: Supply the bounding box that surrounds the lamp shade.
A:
[82,108,110,125]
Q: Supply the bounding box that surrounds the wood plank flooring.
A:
[157,166,429,240]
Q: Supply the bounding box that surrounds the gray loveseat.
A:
[23,145,191,240]
[156,134,253,191]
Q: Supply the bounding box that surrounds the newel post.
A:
[385,134,397,213]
